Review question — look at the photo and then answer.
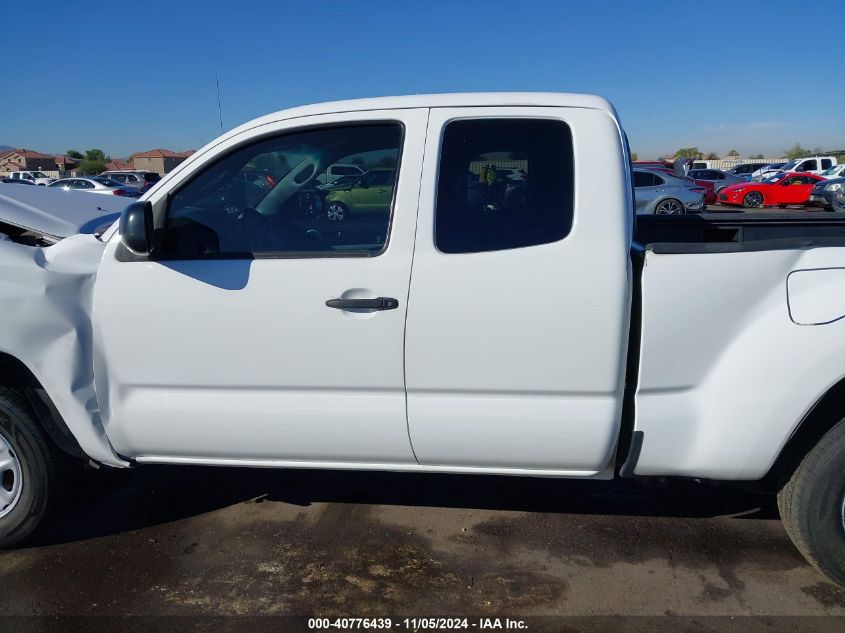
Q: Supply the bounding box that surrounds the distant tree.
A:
[706,152,720,160]
[727,149,740,157]
[630,151,638,162]
[785,143,810,160]
[66,150,84,160]
[78,148,110,174]
[812,146,823,155]
[750,154,764,159]
[675,147,702,159]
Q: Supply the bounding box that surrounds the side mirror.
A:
[119,201,154,255]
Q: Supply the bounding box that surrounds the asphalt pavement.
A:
[0,465,843,625]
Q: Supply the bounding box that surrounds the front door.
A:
[404,108,631,474]
[93,109,428,464]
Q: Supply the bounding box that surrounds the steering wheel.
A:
[236,206,325,252]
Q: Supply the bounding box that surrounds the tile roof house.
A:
[0,149,58,172]
[130,149,194,175]
[54,155,80,172]
[104,159,134,171]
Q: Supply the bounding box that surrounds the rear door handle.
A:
[325,297,399,310]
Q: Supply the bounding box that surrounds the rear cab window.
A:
[434,118,574,254]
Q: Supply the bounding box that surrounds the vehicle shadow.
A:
[31,463,780,548]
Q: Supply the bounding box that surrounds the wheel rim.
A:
[656,200,683,215]
[327,203,345,221]
[0,433,23,519]
[745,192,763,208]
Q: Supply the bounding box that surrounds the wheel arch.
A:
[0,352,84,459]
[766,373,845,488]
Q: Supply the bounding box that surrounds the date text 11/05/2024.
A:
[307,617,528,629]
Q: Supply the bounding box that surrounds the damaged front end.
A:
[0,187,130,467]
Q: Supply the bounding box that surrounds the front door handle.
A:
[325,297,399,310]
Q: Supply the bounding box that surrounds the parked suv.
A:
[99,170,161,192]
[725,163,770,181]
[5,171,54,186]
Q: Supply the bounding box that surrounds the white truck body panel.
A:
[405,106,631,473]
[0,93,844,482]
[635,246,845,479]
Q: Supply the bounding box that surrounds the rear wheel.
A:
[778,418,845,587]
[655,198,684,215]
[0,388,61,548]
[743,191,764,208]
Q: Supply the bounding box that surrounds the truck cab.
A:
[8,171,54,186]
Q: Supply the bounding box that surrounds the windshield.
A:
[822,166,841,176]
[763,174,785,183]
[30,172,47,178]
[779,160,799,171]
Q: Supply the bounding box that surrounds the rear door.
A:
[405,107,631,474]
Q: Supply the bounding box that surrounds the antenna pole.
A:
[215,72,224,134]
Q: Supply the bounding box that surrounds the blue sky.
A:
[2,1,843,159]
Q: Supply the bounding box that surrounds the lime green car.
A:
[324,169,395,221]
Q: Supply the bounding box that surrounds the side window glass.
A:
[435,118,574,254]
[162,123,403,258]
[821,159,833,170]
[652,174,665,186]
[633,172,651,188]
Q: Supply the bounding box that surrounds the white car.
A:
[314,162,364,185]
[820,164,845,179]
[5,171,54,186]
[47,176,140,197]
[756,156,838,180]
[1,93,844,589]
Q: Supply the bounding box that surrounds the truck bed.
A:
[635,212,845,252]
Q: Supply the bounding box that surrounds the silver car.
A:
[687,168,745,193]
[47,177,141,198]
[633,169,705,215]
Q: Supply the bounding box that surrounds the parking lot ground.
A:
[0,466,844,624]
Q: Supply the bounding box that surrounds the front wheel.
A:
[0,388,60,547]
[778,418,845,587]
[743,191,764,208]
[655,198,684,215]
[326,201,348,222]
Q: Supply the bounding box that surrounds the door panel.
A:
[93,109,429,463]
[405,107,631,473]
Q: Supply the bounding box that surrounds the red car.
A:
[718,173,825,208]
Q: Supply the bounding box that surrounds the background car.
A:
[686,168,745,193]
[819,164,845,179]
[0,178,36,185]
[632,168,705,214]
[323,168,395,220]
[47,177,141,197]
[99,170,161,193]
[751,162,787,181]
[725,163,770,181]
[718,172,824,208]
[642,166,717,204]
[808,177,845,210]
[758,156,837,179]
[314,163,365,186]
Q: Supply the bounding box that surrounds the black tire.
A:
[0,388,60,547]
[743,191,764,208]
[778,418,845,587]
[654,198,684,215]
[325,201,348,222]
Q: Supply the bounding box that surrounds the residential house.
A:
[104,159,133,172]
[54,155,80,175]
[0,149,57,172]
[130,149,194,175]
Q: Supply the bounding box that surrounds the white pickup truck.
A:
[5,171,55,186]
[0,93,844,587]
